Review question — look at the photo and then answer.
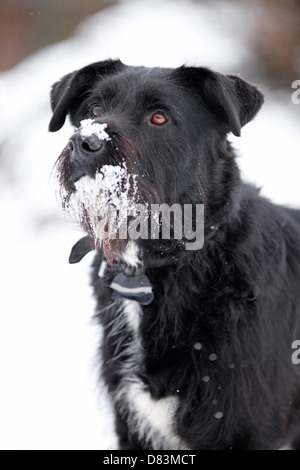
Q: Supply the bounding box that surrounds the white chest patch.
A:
[109,243,188,450]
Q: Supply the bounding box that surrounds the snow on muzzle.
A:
[68,119,111,162]
[64,163,140,250]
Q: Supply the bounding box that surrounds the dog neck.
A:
[69,238,184,306]
[68,223,227,308]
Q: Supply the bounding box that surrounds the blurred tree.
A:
[0,0,116,71]
[251,0,300,87]
[0,0,299,89]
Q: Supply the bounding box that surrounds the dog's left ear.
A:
[49,59,124,132]
[176,67,264,136]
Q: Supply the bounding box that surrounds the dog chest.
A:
[111,298,188,450]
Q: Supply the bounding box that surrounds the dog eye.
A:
[91,105,101,117]
[151,112,167,125]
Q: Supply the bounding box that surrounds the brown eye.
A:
[92,105,101,117]
[151,112,167,125]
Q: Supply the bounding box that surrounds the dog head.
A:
[50,59,263,259]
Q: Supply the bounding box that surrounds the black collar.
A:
[69,236,182,306]
[69,236,185,269]
[68,228,220,306]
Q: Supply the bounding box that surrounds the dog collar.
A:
[69,236,94,263]
[68,236,184,265]
[69,236,185,306]
[69,236,181,305]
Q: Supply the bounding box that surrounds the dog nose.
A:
[68,131,106,161]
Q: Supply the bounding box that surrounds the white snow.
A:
[79,119,111,141]
[67,164,138,246]
[0,0,299,451]
[209,353,218,362]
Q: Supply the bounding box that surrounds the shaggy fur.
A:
[50,60,300,450]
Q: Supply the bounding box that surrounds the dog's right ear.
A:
[49,59,124,132]
[175,66,264,137]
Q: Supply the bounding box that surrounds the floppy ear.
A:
[176,66,264,136]
[49,59,124,132]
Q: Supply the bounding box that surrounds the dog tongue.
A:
[79,119,111,141]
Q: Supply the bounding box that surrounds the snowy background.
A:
[0,0,299,450]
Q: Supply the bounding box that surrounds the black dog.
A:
[49,60,300,450]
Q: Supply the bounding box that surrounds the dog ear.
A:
[220,73,264,136]
[49,59,124,132]
[176,67,264,136]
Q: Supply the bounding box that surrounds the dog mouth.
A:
[72,163,139,214]
[67,164,88,188]
[61,162,141,259]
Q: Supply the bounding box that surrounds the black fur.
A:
[50,60,300,450]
